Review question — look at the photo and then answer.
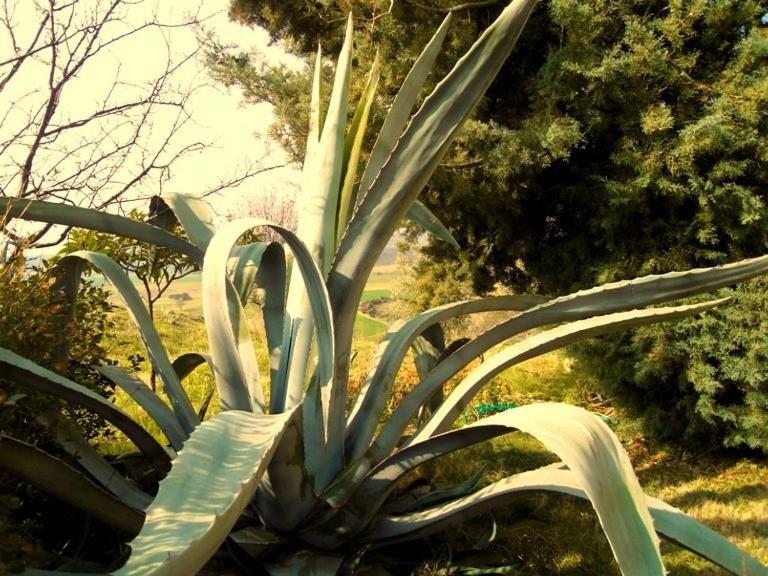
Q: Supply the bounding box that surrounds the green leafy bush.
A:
[576,276,768,453]
[0,260,115,570]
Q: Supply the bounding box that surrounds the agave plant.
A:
[2,0,767,574]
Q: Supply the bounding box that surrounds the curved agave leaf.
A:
[355,13,452,199]
[281,16,354,414]
[366,256,768,458]
[203,227,269,413]
[414,300,727,442]
[373,299,726,460]
[113,409,296,576]
[406,200,460,250]
[170,353,216,420]
[410,254,768,436]
[98,365,188,451]
[0,435,144,536]
[160,193,217,251]
[230,242,286,390]
[369,465,767,576]
[203,218,339,488]
[336,51,381,244]
[375,404,665,576]
[37,412,153,511]
[345,294,545,461]
[328,0,538,393]
[0,348,171,475]
[171,352,213,381]
[0,198,202,262]
[62,251,199,433]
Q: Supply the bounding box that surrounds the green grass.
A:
[361,288,392,302]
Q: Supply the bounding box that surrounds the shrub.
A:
[575,276,768,453]
[0,260,115,569]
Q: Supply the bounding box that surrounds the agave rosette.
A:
[2,1,767,574]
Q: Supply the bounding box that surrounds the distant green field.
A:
[361,288,391,302]
[131,267,399,315]
[353,313,387,340]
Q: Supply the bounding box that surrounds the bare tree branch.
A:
[0,0,270,256]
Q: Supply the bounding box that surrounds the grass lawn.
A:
[99,271,767,574]
[361,288,392,302]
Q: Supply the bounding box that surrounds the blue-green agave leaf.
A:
[0,435,144,536]
[62,251,199,433]
[374,404,666,576]
[98,365,188,451]
[406,200,460,250]
[328,0,538,391]
[0,198,202,262]
[114,409,297,576]
[0,348,171,474]
[346,295,543,461]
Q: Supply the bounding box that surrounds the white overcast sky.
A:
[0,0,303,237]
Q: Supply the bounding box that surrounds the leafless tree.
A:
[228,185,298,244]
[0,0,276,255]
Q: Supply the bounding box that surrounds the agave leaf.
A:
[371,300,722,458]
[415,300,727,442]
[346,295,544,461]
[0,435,144,536]
[98,365,187,450]
[113,409,296,576]
[0,348,171,475]
[336,51,381,244]
[228,242,271,303]
[406,200,460,250]
[203,218,338,488]
[169,353,216,419]
[306,45,323,167]
[365,256,768,458]
[203,227,267,412]
[356,13,452,199]
[171,352,213,381]
[256,410,319,532]
[280,16,354,414]
[0,198,202,262]
[328,0,538,392]
[370,465,767,576]
[245,243,286,390]
[62,251,199,433]
[375,404,665,576]
[161,193,217,251]
[37,413,153,511]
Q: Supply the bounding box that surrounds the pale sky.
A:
[0,0,303,247]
